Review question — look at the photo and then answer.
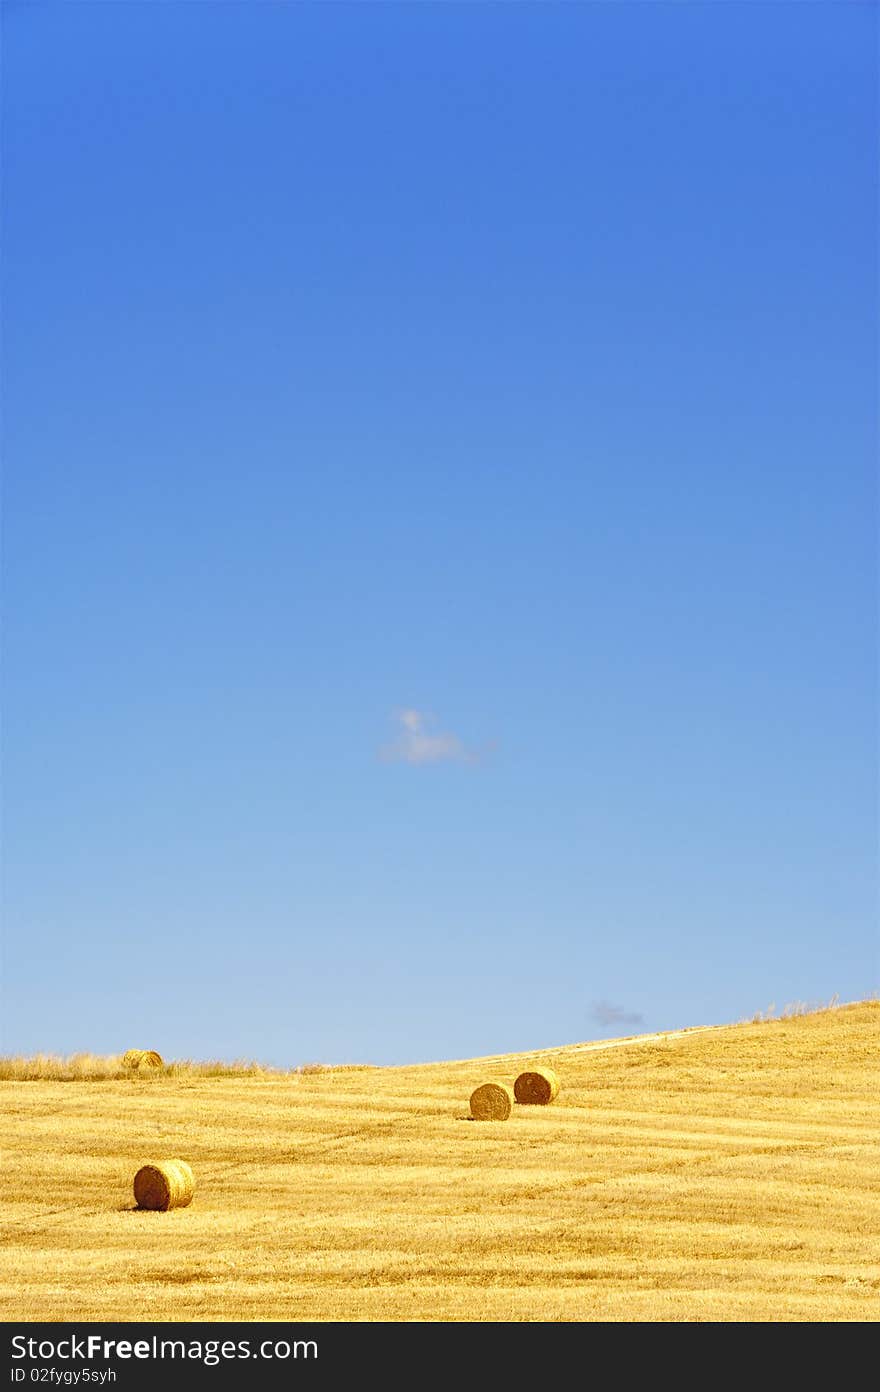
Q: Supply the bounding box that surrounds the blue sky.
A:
[2,3,876,1065]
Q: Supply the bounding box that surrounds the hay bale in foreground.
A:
[514,1066,560,1105]
[122,1049,163,1069]
[133,1160,195,1211]
[469,1082,514,1121]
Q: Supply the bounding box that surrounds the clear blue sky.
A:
[2,3,876,1066]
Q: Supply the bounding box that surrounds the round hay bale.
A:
[138,1050,163,1068]
[134,1159,195,1211]
[122,1050,145,1068]
[469,1082,514,1121]
[514,1066,560,1105]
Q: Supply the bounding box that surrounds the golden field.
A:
[1,1001,877,1322]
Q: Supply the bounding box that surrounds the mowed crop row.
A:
[1,1003,877,1321]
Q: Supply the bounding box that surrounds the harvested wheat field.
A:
[0,1002,877,1322]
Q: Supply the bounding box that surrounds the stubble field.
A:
[1,1001,877,1321]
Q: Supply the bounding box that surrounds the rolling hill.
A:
[1,1001,876,1321]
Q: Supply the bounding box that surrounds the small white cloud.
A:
[380,708,480,766]
[591,1001,645,1030]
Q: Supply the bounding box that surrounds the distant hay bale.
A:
[122,1049,164,1069]
[133,1160,195,1211]
[469,1082,514,1121]
[514,1067,560,1105]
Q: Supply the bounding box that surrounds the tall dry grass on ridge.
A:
[0,1053,378,1082]
[746,994,842,1024]
[0,1054,313,1082]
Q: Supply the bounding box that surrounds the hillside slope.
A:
[1,1002,877,1321]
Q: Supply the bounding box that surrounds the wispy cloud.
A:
[591,1000,645,1030]
[380,708,480,766]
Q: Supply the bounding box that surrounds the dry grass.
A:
[0,1001,877,1322]
[747,994,841,1025]
[0,1055,324,1083]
